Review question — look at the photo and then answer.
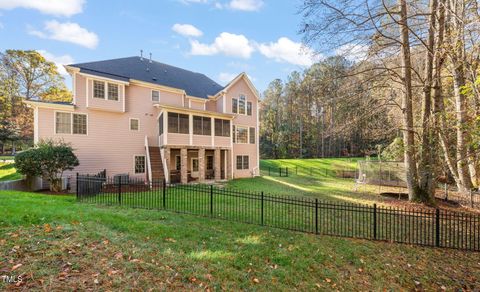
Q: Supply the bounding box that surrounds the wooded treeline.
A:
[288,0,480,202]
[260,57,397,159]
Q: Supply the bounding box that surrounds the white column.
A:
[211,117,215,146]
[189,114,193,146]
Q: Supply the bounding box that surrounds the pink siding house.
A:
[25,56,260,185]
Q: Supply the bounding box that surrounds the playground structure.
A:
[354,160,407,192]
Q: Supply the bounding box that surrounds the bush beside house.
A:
[15,140,79,192]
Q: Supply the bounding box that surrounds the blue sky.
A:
[0,0,320,94]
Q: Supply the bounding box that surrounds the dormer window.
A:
[152,90,160,102]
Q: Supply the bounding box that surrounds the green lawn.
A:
[226,158,414,207]
[0,162,22,182]
[0,155,14,161]
[1,191,478,290]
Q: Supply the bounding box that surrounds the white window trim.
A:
[107,82,120,101]
[133,155,146,174]
[151,89,160,103]
[234,125,249,144]
[92,80,121,102]
[129,118,140,131]
[232,93,252,116]
[236,155,249,170]
[54,110,88,136]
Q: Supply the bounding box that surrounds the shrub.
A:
[15,140,79,192]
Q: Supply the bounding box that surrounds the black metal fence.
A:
[76,175,480,251]
[260,166,356,178]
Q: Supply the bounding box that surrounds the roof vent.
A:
[149,52,152,63]
[140,49,143,61]
[152,77,157,81]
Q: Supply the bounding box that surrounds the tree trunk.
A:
[433,0,462,189]
[418,0,439,201]
[450,0,473,192]
[398,0,420,201]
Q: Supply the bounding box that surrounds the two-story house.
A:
[25,56,260,185]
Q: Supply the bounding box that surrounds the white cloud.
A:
[172,23,203,37]
[37,50,74,76]
[190,32,254,59]
[29,20,99,49]
[228,0,263,11]
[335,43,369,62]
[218,72,237,83]
[0,0,84,17]
[258,37,318,66]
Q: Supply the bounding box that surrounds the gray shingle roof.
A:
[69,56,224,99]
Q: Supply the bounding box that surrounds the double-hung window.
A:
[236,155,249,170]
[130,118,139,131]
[249,127,255,144]
[247,102,252,116]
[93,81,104,99]
[236,126,248,143]
[55,112,87,135]
[232,98,238,114]
[107,83,119,100]
[93,80,119,101]
[152,90,160,102]
[238,95,246,114]
[134,156,146,173]
[193,116,211,135]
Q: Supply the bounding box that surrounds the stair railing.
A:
[145,135,153,185]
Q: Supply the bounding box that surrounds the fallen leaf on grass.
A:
[325,278,331,283]
[252,278,260,284]
[44,224,52,233]
[11,263,22,271]
[107,270,119,276]
[165,238,176,243]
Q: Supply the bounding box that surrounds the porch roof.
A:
[155,104,235,119]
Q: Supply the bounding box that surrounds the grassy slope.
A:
[1,191,479,290]
[0,163,22,182]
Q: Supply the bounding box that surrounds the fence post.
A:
[261,191,264,225]
[76,173,79,201]
[315,198,319,234]
[435,208,440,247]
[117,178,122,205]
[373,204,377,240]
[279,167,281,177]
[162,178,166,209]
[210,185,213,216]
